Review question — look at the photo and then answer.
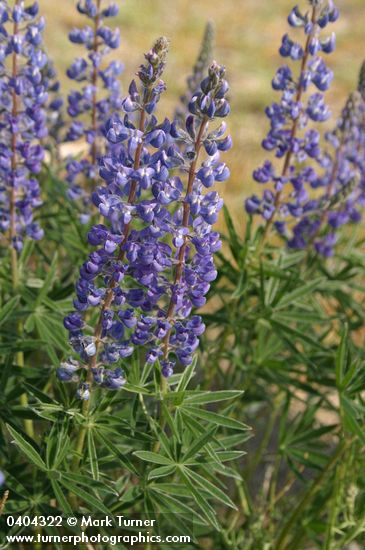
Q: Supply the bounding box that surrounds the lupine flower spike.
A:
[65,0,122,222]
[62,37,170,395]
[287,88,365,256]
[62,37,231,398]
[175,21,215,124]
[0,0,48,253]
[245,0,339,248]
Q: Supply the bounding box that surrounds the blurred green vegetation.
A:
[39,0,365,227]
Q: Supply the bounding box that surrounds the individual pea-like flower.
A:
[175,21,215,124]
[56,357,81,382]
[63,36,231,398]
[64,0,123,222]
[245,0,339,247]
[76,382,90,400]
[0,470,4,486]
[0,1,48,251]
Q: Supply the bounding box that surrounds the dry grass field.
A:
[39,0,365,228]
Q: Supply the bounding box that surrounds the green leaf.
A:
[183,390,244,405]
[179,467,220,530]
[0,296,20,327]
[133,451,173,466]
[275,278,324,308]
[50,479,73,516]
[183,425,218,462]
[95,431,138,475]
[58,472,116,495]
[341,396,365,445]
[34,315,68,352]
[184,467,237,509]
[176,356,197,392]
[59,479,113,515]
[183,407,250,431]
[35,252,58,306]
[148,465,176,480]
[46,421,70,469]
[87,430,99,481]
[6,424,47,471]
[122,383,151,395]
[270,319,325,351]
[223,204,241,261]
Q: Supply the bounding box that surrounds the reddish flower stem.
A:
[9,2,20,283]
[90,0,102,169]
[162,117,208,361]
[86,109,146,381]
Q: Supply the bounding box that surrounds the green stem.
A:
[245,400,281,480]
[69,399,90,509]
[17,326,34,440]
[71,398,90,472]
[274,440,350,550]
[152,374,169,453]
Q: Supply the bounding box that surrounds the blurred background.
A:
[38,0,365,229]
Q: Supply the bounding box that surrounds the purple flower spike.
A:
[245,0,340,252]
[63,42,230,399]
[64,0,123,222]
[0,1,48,251]
[289,88,365,254]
